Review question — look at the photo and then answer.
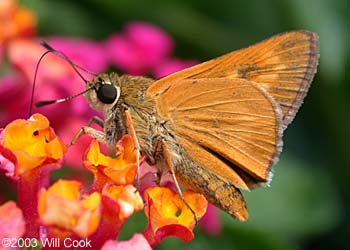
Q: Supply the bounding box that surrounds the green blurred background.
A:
[19,0,350,249]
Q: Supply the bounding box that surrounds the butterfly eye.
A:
[96,84,118,104]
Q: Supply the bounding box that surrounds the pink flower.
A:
[153,58,198,79]
[0,201,25,244]
[0,128,16,178]
[101,234,153,250]
[106,21,174,75]
[199,204,222,235]
[0,73,28,126]
[47,37,109,73]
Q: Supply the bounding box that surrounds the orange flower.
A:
[38,179,102,238]
[143,187,208,246]
[102,184,143,220]
[84,135,140,187]
[0,113,67,176]
[88,184,144,247]
[0,0,36,43]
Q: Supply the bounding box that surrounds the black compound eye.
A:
[96,84,118,104]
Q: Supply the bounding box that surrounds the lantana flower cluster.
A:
[0,114,207,249]
[0,0,220,249]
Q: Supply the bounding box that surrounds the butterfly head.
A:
[86,73,121,112]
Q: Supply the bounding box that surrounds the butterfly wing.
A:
[148,30,318,129]
[149,78,283,189]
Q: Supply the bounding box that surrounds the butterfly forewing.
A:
[148,30,318,129]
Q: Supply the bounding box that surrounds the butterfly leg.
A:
[124,110,142,190]
[161,140,199,224]
[69,116,105,146]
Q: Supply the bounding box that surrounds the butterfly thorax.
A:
[107,74,166,163]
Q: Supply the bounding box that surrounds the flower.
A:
[38,179,102,238]
[143,187,208,246]
[102,184,143,220]
[0,0,36,44]
[106,21,174,75]
[88,184,144,247]
[0,113,67,238]
[0,8,213,247]
[101,234,153,250]
[83,136,141,190]
[0,144,15,179]
[3,38,105,168]
[199,204,222,235]
[153,58,198,78]
[0,113,66,176]
[0,73,28,126]
[47,37,109,73]
[0,201,25,241]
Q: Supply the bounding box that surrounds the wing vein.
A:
[179,123,271,166]
[176,99,267,111]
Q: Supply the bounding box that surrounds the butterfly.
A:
[38,30,319,221]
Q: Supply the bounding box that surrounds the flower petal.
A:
[102,184,143,220]
[101,234,153,250]
[84,136,139,187]
[38,179,102,238]
[47,37,108,73]
[199,204,222,235]
[0,113,67,176]
[0,201,25,239]
[0,0,36,43]
[143,187,207,245]
[153,58,198,79]
[106,21,174,75]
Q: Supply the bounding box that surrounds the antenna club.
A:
[40,41,54,51]
[35,100,57,107]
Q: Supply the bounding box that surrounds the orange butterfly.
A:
[40,30,319,221]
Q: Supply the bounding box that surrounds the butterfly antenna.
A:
[29,41,98,116]
[40,41,98,78]
[35,86,94,107]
